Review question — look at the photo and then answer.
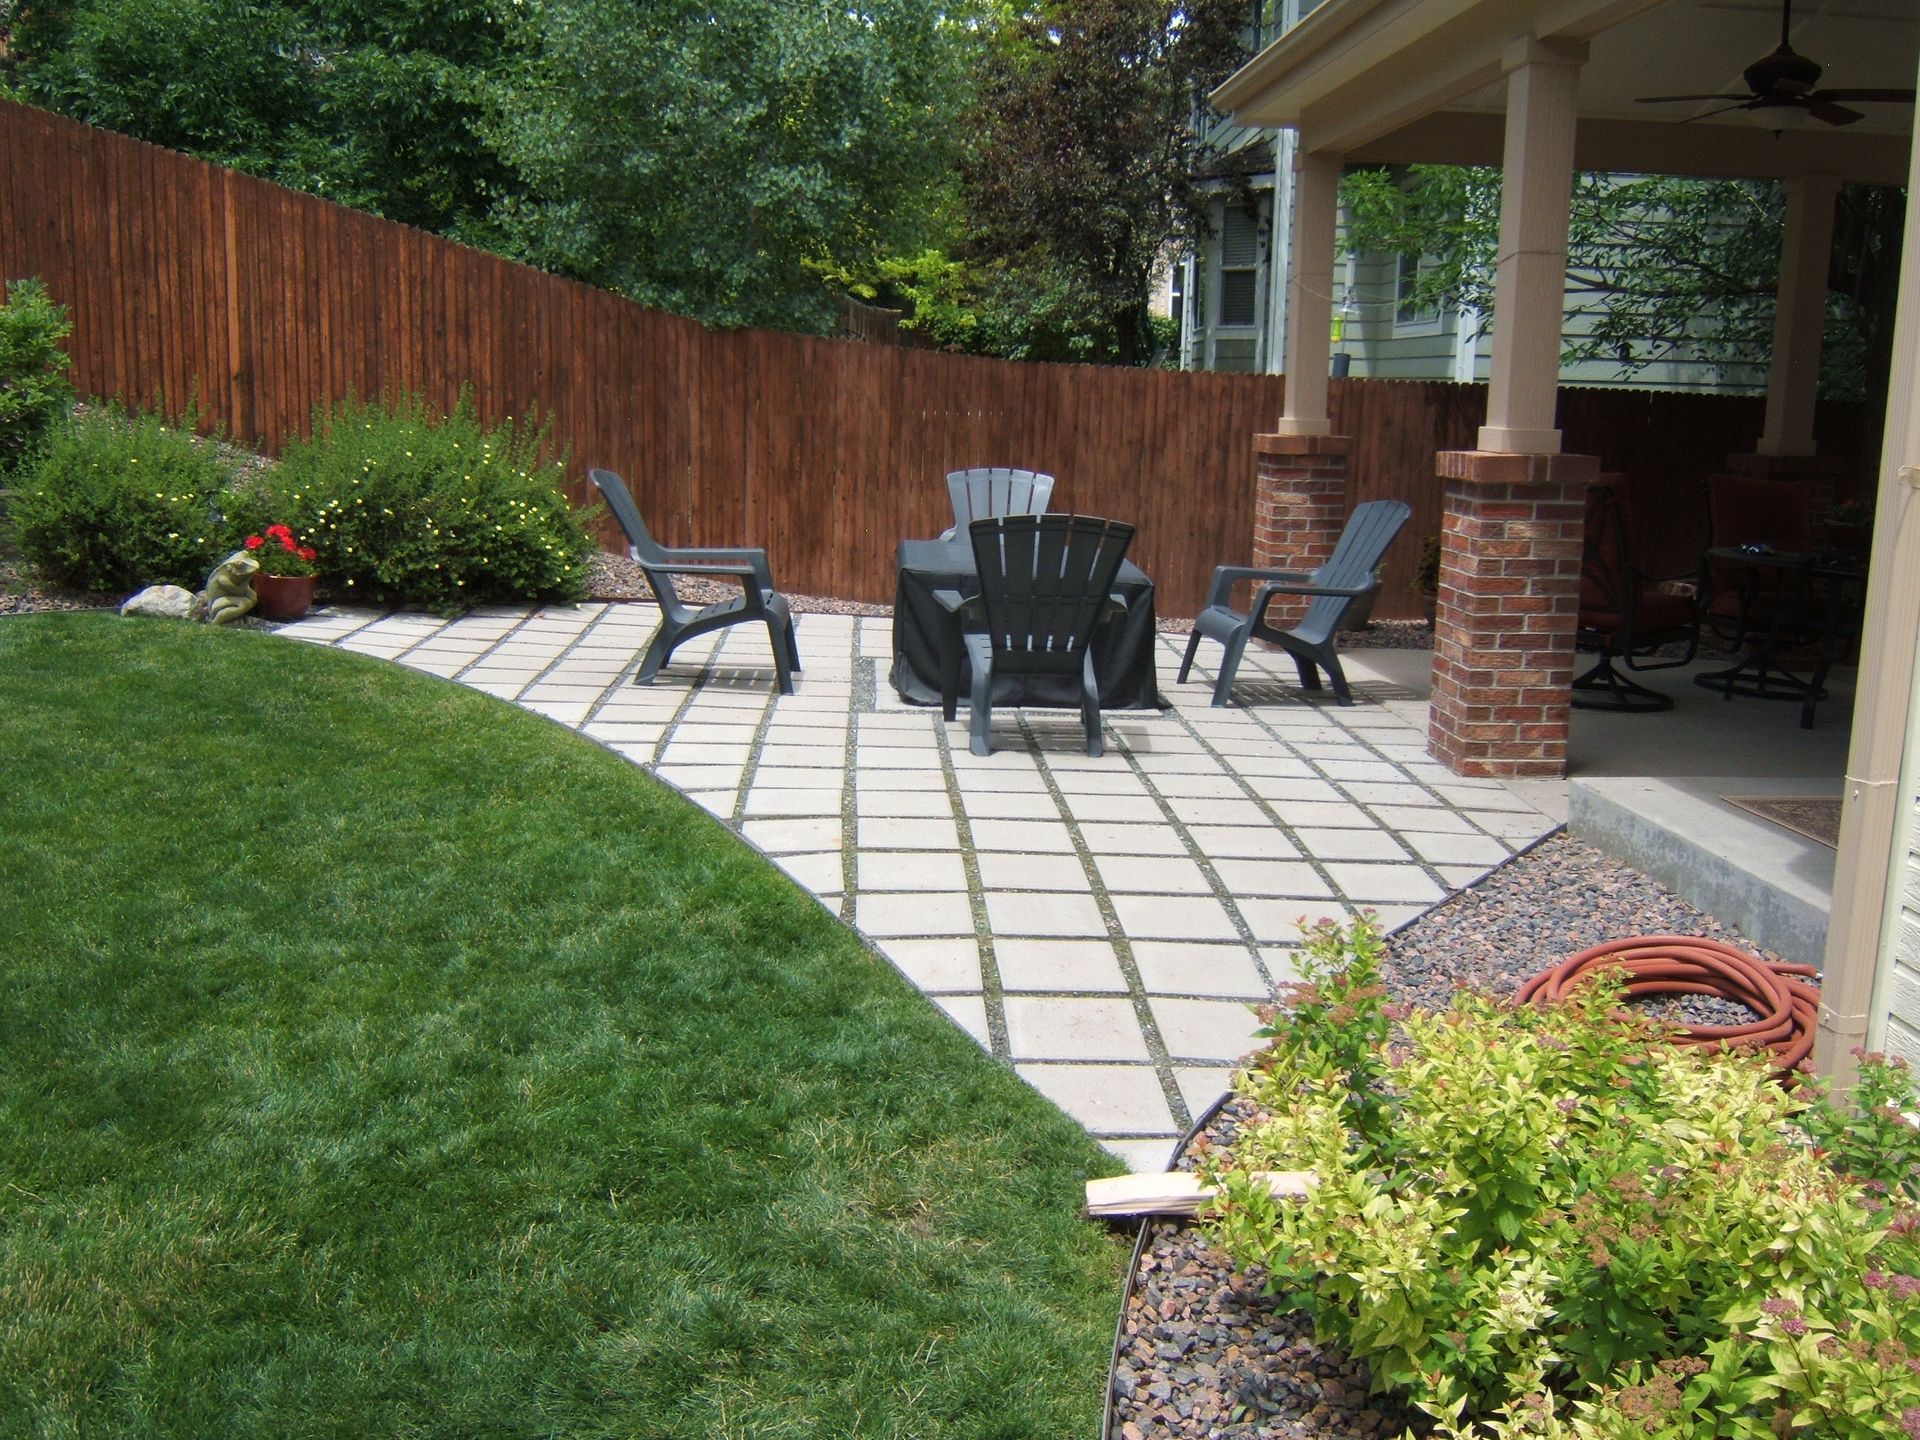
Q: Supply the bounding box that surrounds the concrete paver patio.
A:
[284,602,1560,1169]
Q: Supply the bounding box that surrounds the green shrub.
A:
[0,277,75,475]
[9,405,242,591]
[1204,918,1920,1439]
[247,394,593,612]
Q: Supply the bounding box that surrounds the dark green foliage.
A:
[0,613,1125,1436]
[249,394,593,612]
[960,0,1248,365]
[0,276,74,473]
[479,0,972,332]
[9,404,241,590]
[7,0,525,236]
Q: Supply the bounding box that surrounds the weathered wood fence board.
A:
[0,100,1863,620]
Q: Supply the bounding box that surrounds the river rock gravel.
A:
[1107,832,1803,1440]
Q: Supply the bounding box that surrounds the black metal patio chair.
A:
[939,467,1056,541]
[1571,472,1702,712]
[587,468,800,694]
[935,513,1135,757]
[1178,499,1411,707]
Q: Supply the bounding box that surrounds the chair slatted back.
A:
[947,468,1056,532]
[968,514,1134,674]
[1291,499,1412,646]
[587,468,688,623]
[1580,473,1633,622]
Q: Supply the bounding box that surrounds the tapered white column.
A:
[1758,173,1842,457]
[1277,148,1342,436]
[1477,39,1586,455]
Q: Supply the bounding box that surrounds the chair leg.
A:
[765,615,794,694]
[940,609,963,721]
[636,622,679,684]
[1211,627,1249,707]
[1177,630,1203,685]
[1322,654,1353,706]
[968,642,994,757]
[1081,649,1104,758]
[1292,655,1324,694]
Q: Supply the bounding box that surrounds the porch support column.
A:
[1757,172,1842,458]
[1477,39,1585,456]
[1276,147,1343,437]
[1818,119,1920,1087]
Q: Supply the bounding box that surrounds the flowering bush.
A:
[8,403,242,591]
[243,522,319,577]
[0,277,74,475]
[1202,917,1920,1439]
[245,393,594,613]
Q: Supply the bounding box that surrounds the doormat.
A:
[1720,795,1842,849]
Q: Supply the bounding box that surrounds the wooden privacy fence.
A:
[0,100,1862,620]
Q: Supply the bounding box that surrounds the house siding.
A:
[1880,636,1920,1067]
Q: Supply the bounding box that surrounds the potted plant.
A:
[1410,533,1441,627]
[243,523,320,620]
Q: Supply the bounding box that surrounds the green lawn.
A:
[0,613,1125,1439]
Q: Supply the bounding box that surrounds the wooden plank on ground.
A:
[1084,1169,1315,1219]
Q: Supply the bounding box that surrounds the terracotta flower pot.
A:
[251,572,317,621]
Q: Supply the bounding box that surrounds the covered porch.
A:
[1210,0,1918,1081]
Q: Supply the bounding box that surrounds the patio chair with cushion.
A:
[1704,471,1816,648]
[935,513,1135,757]
[1178,499,1411,707]
[587,468,801,694]
[1571,472,1702,712]
[939,467,1056,540]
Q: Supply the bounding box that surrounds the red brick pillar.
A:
[1427,449,1599,778]
[1252,433,1350,629]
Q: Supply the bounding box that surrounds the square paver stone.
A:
[856,891,974,937]
[934,995,991,1049]
[1187,826,1295,859]
[1148,997,1268,1063]
[857,852,968,893]
[1236,898,1351,944]
[1291,826,1409,862]
[1174,1066,1238,1120]
[1092,854,1213,895]
[1102,1137,1180,1171]
[1064,793,1166,825]
[877,938,981,993]
[1130,941,1270,999]
[962,790,1064,821]
[772,852,843,895]
[1322,862,1445,904]
[1109,893,1239,942]
[984,891,1106,938]
[1402,830,1512,866]
[1077,822,1188,858]
[1211,858,1332,899]
[967,819,1076,853]
[743,817,844,854]
[975,851,1090,891]
[856,817,961,851]
[1015,1063,1174,1135]
[1003,996,1150,1061]
[993,939,1129,994]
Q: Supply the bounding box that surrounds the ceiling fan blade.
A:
[1806,101,1865,126]
[1679,102,1762,123]
[1811,88,1917,104]
[1635,94,1753,104]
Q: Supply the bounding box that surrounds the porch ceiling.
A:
[1213,0,1917,186]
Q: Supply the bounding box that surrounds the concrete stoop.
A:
[1568,776,1838,971]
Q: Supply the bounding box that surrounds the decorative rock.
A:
[119,584,203,620]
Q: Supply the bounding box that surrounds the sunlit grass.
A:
[0,612,1124,1438]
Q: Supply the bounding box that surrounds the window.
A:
[1217,206,1262,329]
[1394,251,1441,330]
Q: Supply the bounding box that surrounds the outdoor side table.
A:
[1695,547,1867,729]
[888,537,1162,710]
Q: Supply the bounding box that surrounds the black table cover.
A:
[889,537,1162,710]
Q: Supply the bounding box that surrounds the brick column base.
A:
[1251,433,1350,629]
[1427,449,1600,778]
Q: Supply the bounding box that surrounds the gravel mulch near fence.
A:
[1109,832,1797,1440]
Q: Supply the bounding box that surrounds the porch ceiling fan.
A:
[1636,0,1916,128]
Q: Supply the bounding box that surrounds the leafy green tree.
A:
[4,0,524,237]
[1340,164,1904,404]
[958,0,1248,365]
[477,0,975,332]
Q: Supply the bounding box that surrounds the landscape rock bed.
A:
[1108,832,1802,1439]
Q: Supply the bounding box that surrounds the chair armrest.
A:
[1203,564,1315,610]
[647,561,768,588]
[932,588,980,617]
[658,545,777,592]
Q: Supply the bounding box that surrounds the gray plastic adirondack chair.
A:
[938,468,1056,541]
[587,468,800,694]
[934,514,1135,757]
[1178,499,1411,707]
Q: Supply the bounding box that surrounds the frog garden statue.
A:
[197,550,259,625]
